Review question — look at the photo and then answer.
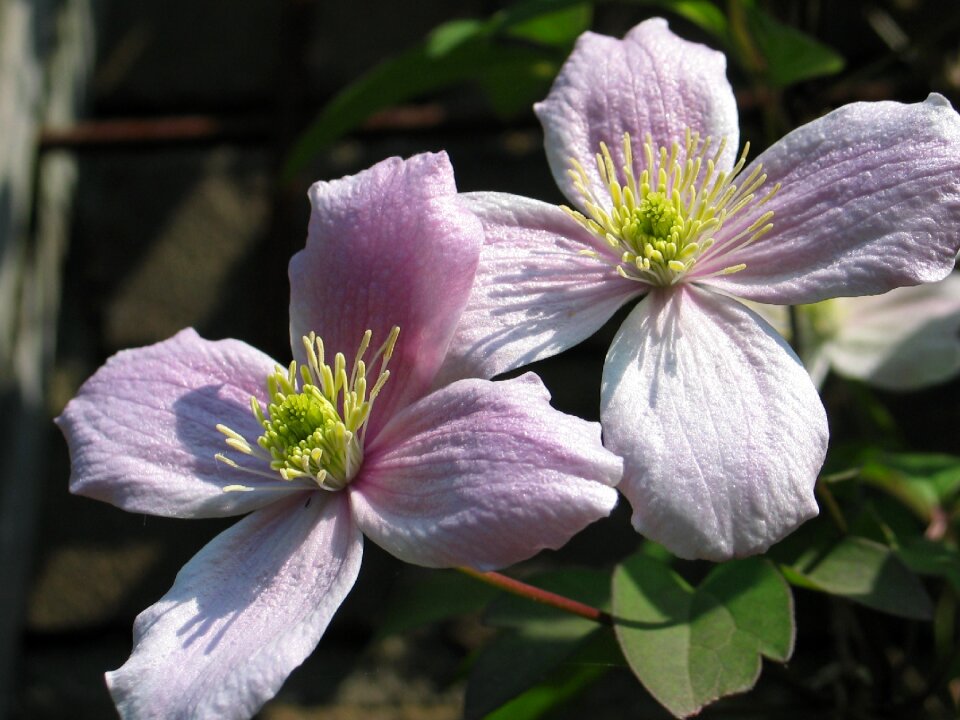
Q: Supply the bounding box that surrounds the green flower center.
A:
[564,130,780,286]
[215,326,399,492]
[259,384,353,485]
[631,192,682,239]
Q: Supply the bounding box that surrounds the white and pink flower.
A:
[750,273,960,391]
[57,153,622,719]
[436,19,960,560]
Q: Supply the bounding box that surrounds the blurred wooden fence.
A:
[0,0,92,715]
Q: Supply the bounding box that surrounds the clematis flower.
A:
[435,18,960,560]
[57,153,621,720]
[747,273,960,391]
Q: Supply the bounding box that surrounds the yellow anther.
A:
[215,327,400,492]
[560,130,777,287]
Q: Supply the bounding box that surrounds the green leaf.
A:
[283,0,589,179]
[467,628,600,718]
[640,538,675,562]
[897,537,960,593]
[482,631,618,720]
[465,570,610,719]
[737,0,844,86]
[612,555,793,718]
[787,535,934,620]
[659,0,729,39]
[375,569,499,638]
[426,19,486,56]
[481,2,591,116]
[857,450,960,518]
[501,1,592,45]
[625,0,728,40]
[475,56,561,118]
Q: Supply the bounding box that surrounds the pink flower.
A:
[750,273,960,391]
[57,153,621,720]
[435,19,960,560]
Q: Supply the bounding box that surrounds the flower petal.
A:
[435,192,638,384]
[107,493,363,720]
[289,152,483,437]
[601,286,826,560]
[535,17,738,207]
[826,274,960,390]
[736,300,834,387]
[351,373,621,570]
[701,94,960,303]
[56,328,301,518]
[738,299,790,338]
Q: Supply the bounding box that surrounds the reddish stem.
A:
[38,115,269,149]
[457,566,612,626]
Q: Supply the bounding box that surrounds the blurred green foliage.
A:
[283,0,844,179]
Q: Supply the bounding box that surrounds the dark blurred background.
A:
[2,1,960,718]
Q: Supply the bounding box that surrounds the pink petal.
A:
[288,152,483,438]
[435,192,639,385]
[350,374,621,570]
[535,18,738,208]
[601,286,826,561]
[56,328,301,519]
[107,493,363,720]
[700,94,960,303]
[826,273,960,390]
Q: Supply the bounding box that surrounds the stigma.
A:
[215,326,400,492]
[564,130,779,286]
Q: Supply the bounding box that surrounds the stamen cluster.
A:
[216,327,399,492]
[565,130,779,286]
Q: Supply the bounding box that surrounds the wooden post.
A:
[0,1,92,716]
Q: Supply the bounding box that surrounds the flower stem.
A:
[815,479,848,533]
[456,566,613,626]
[788,304,803,358]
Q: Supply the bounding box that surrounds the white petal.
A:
[826,274,960,390]
[601,286,826,560]
[535,18,739,207]
[436,192,638,384]
[735,300,832,388]
[107,493,363,720]
[701,95,960,303]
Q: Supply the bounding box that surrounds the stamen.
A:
[215,327,400,492]
[563,130,777,285]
